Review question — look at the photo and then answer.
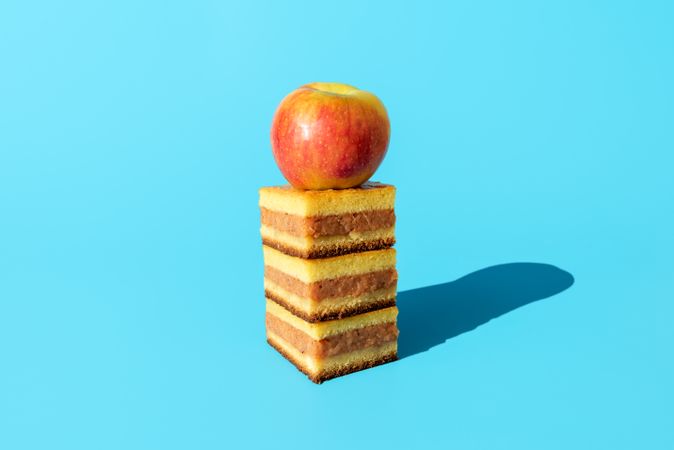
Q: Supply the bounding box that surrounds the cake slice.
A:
[259,182,395,258]
[263,245,397,322]
[266,299,398,383]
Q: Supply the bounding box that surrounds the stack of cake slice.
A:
[260,182,399,383]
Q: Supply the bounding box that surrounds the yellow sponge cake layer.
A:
[259,182,394,216]
[262,245,395,283]
[266,299,398,339]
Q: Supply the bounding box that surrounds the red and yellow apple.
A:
[270,82,390,190]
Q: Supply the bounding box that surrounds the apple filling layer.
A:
[265,280,397,322]
[265,265,397,300]
[260,208,395,238]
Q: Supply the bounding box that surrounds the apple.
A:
[270,82,390,190]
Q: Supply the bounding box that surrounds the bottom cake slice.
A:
[265,299,398,383]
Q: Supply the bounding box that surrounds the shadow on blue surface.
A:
[397,263,574,359]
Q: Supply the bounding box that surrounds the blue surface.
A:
[1,1,673,449]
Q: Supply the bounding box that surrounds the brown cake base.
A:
[267,337,398,384]
[262,237,395,259]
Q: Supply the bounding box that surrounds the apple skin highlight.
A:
[271,82,390,190]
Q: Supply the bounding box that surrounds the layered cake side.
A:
[266,300,398,383]
[259,182,395,259]
[263,245,397,321]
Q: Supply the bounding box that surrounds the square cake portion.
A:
[263,245,397,322]
[259,182,395,259]
[266,299,398,383]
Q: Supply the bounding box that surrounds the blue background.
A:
[1,1,672,449]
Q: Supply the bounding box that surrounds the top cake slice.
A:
[259,182,395,259]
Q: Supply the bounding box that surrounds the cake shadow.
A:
[397,263,575,359]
